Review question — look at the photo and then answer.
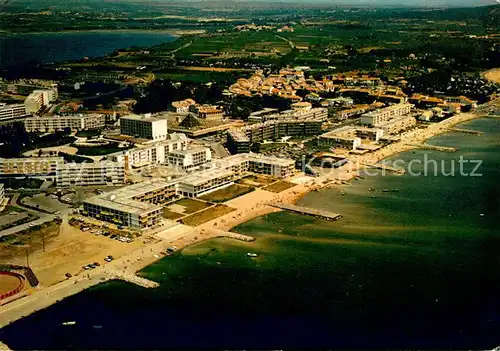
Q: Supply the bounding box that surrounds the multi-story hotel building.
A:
[120,114,168,141]
[24,89,57,114]
[56,161,125,187]
[177,168,237,198]
[24,114,105,133]
[248,107,328,123]
[0,103,27,122]
[377,115,417,135]
[0,157,64,180]
[83,181,178,229]
[227,118,323,154]
[360,103,413,126]
[166,146,212,171]
[108,134,190,170]
[318,130,362,151]
[226,129,251,154]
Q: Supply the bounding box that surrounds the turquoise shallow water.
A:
[1,118,499,349]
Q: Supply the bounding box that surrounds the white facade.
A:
[56,161,125,187]
[25,114,105,132]
[166,146,212,171]
[0,157,64,180]
[109,134,190,170]
[24,89,56,114]
[360,103,413,126]
[0,103,27,121]
[120,114,168,141]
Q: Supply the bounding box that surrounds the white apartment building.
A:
[24,114,105,133]
[0,103,27,122]
[56,161,125,187]
[120,114,168,141]
[214,153,296,179]
[0,157,64,180]
[177,168,236,198]
[360,103,413,126]
[248,107,328,123]
[24,89,57,114]
[83,180,178,229]
[109,134,190,170]
[166,146,212,171]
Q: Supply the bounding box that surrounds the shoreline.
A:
[0,103,496,333]
[0,29,205,36]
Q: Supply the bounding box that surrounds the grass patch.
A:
[75,129,102,138]
[181,204,236,226]
[236,174,277,187]
[74,142,132,156]
[200,184,254,203]
[172,198,211,214]
[263,181,296,193]
[162,209,184,220]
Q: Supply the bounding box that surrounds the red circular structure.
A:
[0,271,25,300]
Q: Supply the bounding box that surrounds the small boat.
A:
[62,321,76,326]
[480,213,485,217]
[93,325,103,329]
[382,189,390,192]
[247,253,258,257]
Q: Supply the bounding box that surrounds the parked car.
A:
[93,262,100,267]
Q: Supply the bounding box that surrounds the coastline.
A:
[0,102,496,332]
[0,29,205,37]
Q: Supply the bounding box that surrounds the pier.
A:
[271,203,342,221]
[449,128,483,135]
[407,143,458,153]
[105,270,159,288]
[362,162,406,174]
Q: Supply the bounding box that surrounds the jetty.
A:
[105,270,159,288]
[271,203,342,221]
[449,128,483,135]
[407,143,458,153]
[362,162,406,174]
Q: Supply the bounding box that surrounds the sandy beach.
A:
[1,100,498,332]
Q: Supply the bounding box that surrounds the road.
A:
[0,193,54,238]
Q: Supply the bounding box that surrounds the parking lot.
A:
[21,194,71,214]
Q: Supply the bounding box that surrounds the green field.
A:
[263,181,296,193]
[200,184,254,203]
[181,204,236,226]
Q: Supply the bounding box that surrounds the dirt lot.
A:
[181,205,236,226]
[0,220,149,286]
[263,181,296,193]
[200,184,254,203]
[169,198,211,214]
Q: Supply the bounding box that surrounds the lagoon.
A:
[0,31,177,68]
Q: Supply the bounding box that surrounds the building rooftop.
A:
[120,114,168,123]
[179,168,235,186]
[86,180,176,215]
